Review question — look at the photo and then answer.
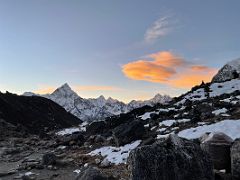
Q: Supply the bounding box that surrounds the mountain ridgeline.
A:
[23,84,172,121]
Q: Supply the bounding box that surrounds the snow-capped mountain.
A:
[212,58,240,83]
[23,84,171,121]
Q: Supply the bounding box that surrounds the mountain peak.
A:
[59,83,72,91]
[212,58,240,83]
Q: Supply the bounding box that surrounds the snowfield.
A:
[88,140,141,165]
[178,119,240,140]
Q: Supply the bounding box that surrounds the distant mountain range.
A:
[23,84,172,121]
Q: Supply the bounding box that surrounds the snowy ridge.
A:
[23,84,171,121]
[212,58,240,83]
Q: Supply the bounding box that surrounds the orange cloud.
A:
[122,51,218,89]
[34,86,55,94]
[73,86,123,91]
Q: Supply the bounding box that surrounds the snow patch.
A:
[178,120,240,140]
[88,140,141,165]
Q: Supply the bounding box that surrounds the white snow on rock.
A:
[56,127,80,136]
[209,79,240,97]
[159,119,191,127]
[139,112,153,120]
[159,120,176,127]
[212,108,228,115]
[88,140,141,165]
[178,120,240,140]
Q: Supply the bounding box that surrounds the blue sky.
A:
[0,0,240,102]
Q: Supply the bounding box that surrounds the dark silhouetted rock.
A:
[201,132,233,172]
[112,120,145,146]
[231,138,240,180]
[128,134,214,180]
[0,92,80,135]
[42,153,57,165]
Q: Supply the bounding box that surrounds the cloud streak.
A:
[122,51,217,88]
[144,16,173,43]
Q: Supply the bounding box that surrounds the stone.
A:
[100,158,111,168]
[231,138,240,180]
[112,120,145,146]
[201,132,233,172]
[128,134,214,180]
[41,153,57,165]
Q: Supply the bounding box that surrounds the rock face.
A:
[201,132,233,172]
[212,58,240,83]
[128,134,214,180]
[112,120,146,146]
[231,139,240,180]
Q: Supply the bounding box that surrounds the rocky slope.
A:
[23,83,172,121]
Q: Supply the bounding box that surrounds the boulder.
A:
[231,138,240,180]
[86,121,107,135]
[59,132,85,146]
[41,153,57,165]
[112,120,145,146]
[201,132,233,172]
[75,166,115,180]
[128,134,214,180]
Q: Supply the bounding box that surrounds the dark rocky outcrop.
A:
[41,153,57,165]
[201,132,233,172]
[231,139,240,180]
[0,92,80,135]
[128,134,214,180]
[112,120,146,146]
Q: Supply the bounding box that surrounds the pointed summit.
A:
[212,58,240,83]
[51,83,79,99]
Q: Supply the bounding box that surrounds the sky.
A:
[0,0,240,102]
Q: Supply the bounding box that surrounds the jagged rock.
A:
[128,134,214,180]
[112,120,145,146]
[100,158,111,168]
[212,58,240,83]
[42,153,57,165]
[86,121,107,135]
[59,132,85,146]
[75,166,115,180]
[231,138,240,180]
[201,132,233,172]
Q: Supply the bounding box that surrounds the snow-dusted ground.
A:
[88,140,141,165]
[56,122,88,135]
[212,108,227,115]
[176,79,240,105]
[178,120,240,140]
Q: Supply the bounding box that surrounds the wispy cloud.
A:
[122,51,218,88]
[34,85,56,94]
[144,15,173,43]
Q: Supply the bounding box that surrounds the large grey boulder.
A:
[231,138,240,180]
[112,120,145,146]
[128,134,214,180]
[201,132,233,172]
